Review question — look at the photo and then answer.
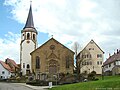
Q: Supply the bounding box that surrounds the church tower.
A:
[20,3,38,75]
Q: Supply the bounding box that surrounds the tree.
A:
[72,42,80,57]
[72,42,81,75]
[76,48,91,75]
[72,42,91,75]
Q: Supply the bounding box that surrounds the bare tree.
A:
[72,42,81,74]
[72,42,80,57]
[76,48,91,75]
[72,42,93,82]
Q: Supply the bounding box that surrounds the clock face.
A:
[50,45,55,50]
[26,40,30,43]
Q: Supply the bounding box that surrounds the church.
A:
[20,3,74,78]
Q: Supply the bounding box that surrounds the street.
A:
[0,82,35,90]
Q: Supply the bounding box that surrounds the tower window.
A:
[27,64,30,69]
[27,33,30,39]
[23,63,25,68]
[2,71,5,74]
[36,56,40,69]
[33,34,35,40]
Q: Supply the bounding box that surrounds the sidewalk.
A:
[18,83,50,90]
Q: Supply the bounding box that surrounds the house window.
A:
[114,62,116,65]
[86,54,89,58]
[90,61,92,65]
[27,33,30,39]
[89,48,94,50]
[105,65,108,68]
[8,72,10,75]
[82,55,86,58]
[100,61,102,65]
[109,64,111,67]
[2,71,5,74]
[97,61,99,65]
[82,62,85,65]
[97,54,102,58]
[90,54,92,58]
[23,63,25,68]
[87,62,89,65]
[36,56,40,69]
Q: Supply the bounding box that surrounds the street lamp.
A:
[102,66,104,80]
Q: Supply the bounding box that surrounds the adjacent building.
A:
[103,50,120,75]
[0,58,19,80]
[30,38,74,80]
[76,40,104,75]
[0,61,12,79]
[5,58,20,76]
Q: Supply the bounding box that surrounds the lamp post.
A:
[102,66,104,80]
[93,66,94,71]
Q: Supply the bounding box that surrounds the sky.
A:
[0,0,120,64]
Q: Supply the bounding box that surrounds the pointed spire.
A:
[24,2,34,29]
[22,2,37,34]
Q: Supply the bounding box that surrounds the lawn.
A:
[49,76,120,90]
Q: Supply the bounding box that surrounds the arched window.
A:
[36,56,40,69]
[33,34,35,40]
[66,56,70,68]
[27,33,30,39]
[23,63,25,68]
[27,64,30,69]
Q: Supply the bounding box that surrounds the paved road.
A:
[0,83,34,90]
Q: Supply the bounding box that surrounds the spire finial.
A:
[30,0,32,4]
[51,35,53,38]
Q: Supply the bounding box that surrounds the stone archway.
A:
[48,60,58,74]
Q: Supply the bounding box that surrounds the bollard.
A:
[49,82,52,88]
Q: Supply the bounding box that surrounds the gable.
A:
[86,40,104,53]
[31,38,74,54]
[77,40,104,58]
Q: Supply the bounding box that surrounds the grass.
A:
[49,76,120,90]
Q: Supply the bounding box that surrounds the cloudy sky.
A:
[0,0,120,63]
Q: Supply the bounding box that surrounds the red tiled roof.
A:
[6,58,19,68]
[103,51,120,66]
[0,60,12,72]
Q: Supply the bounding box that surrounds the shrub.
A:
[88,73,95,80]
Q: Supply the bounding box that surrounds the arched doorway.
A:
[49,60,58,74]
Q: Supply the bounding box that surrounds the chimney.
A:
[114,52,116,55]
[109,53,111,58]
[117,49,119,54]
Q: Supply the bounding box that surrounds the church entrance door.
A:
[49,60,58,74]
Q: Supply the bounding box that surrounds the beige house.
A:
[76,40,104,75]
[30,38,74,80]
